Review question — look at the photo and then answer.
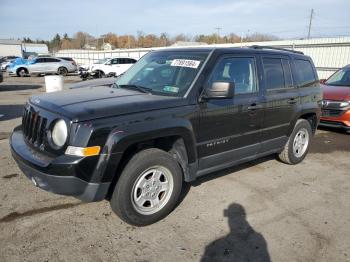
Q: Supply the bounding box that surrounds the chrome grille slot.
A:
[22,106,47,147]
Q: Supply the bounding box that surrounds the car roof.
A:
[152,46,308,58]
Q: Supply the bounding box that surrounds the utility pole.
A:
[215,27,222,43]
[307,9,314,39]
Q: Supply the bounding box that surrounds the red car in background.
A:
[320,65,350,132]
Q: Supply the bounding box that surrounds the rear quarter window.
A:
[294,59,317,87]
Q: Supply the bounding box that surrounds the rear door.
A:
[45,58,61,73]
[197,54,264,173]
[259,55,300,152]
[28,58,45,73]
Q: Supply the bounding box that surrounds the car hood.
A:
[65,78,116,89]
[30,86,188,122]
[322,84,350,101]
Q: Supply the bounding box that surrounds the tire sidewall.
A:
[111,149,183,226]
[17,68,26,77]
[58,67,68,76]
[288,120,312,164]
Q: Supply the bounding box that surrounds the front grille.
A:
[22,107,47,147]
[321,109,344,117]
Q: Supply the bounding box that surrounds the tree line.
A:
[22,31,278,52]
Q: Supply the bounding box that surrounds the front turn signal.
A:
[65,146,101,157]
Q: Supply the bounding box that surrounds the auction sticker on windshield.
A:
[171,59,200,69]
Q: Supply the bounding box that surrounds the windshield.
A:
[115,51,209,97]
[94,58,110,64]
[326,67,350,86]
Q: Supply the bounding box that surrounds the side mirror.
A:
[203,81,235,99]
[320,79,327,84]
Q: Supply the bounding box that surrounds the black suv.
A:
[10,46,322,226]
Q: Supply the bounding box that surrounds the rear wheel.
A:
[57,67,68,76]
[16,68,27,77]
[278,119,312,164]
[94,70,105,78]
[110,148,183,226]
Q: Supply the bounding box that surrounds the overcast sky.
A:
[0,0,349,40]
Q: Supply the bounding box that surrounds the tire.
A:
[110,148,183,226]
[94,70,105,78]
[278,119,312,164]
[16,68,27,77]
[57,67,68,76]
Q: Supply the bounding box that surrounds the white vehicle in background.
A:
[8,57,77,77]
[90,57,137,77]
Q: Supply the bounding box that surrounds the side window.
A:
[46,58,60,62]
[126,58,136,64]
[282,59,293,88]
[36,58,45,63]
[111,59,119,65]
[294,59,316,87]
[263,58,285,90]
[208,57,257,94]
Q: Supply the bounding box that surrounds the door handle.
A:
[247,103,263,110]
[287,98,297,104]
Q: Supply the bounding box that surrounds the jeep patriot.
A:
[10,46,322,226]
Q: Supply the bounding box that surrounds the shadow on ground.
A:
[310,129,350,154]
[0,84,42,92]
[201,203,270,262]
[0,104,24,121]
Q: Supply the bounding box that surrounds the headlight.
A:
[52,119,68,147]
[339,101,350,107]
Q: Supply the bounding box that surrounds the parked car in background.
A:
[8,57,77,77]
[0,56,20,71]
[0,69,3,83]
[58,57,77,66]
[320,65,350,132]
[0,56,19,63]
[90,57,137,77]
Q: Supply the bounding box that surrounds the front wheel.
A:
[110,148,183,226]
[278,119,312,164]
[16,68,27,77]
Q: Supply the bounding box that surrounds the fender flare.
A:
[104,118,197,164]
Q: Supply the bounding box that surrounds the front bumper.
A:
[319,120,350,131]
[10,129,111,202]
[320,108,350,131]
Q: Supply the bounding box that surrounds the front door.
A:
[197,55,264,173]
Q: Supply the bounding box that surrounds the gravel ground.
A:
[0,74,349,262]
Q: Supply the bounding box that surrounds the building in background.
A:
[22,43,49,57]
[0,40,49,58]
[0,39,23,57]
[101,43,114,51]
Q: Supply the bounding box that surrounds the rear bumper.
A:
[10,130,111,202]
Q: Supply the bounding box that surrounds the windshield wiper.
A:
[118,84,152,94]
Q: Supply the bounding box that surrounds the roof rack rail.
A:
[250,45,304,55]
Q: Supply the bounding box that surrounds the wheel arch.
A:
[289,110,319,136]
[104,125,197,199]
